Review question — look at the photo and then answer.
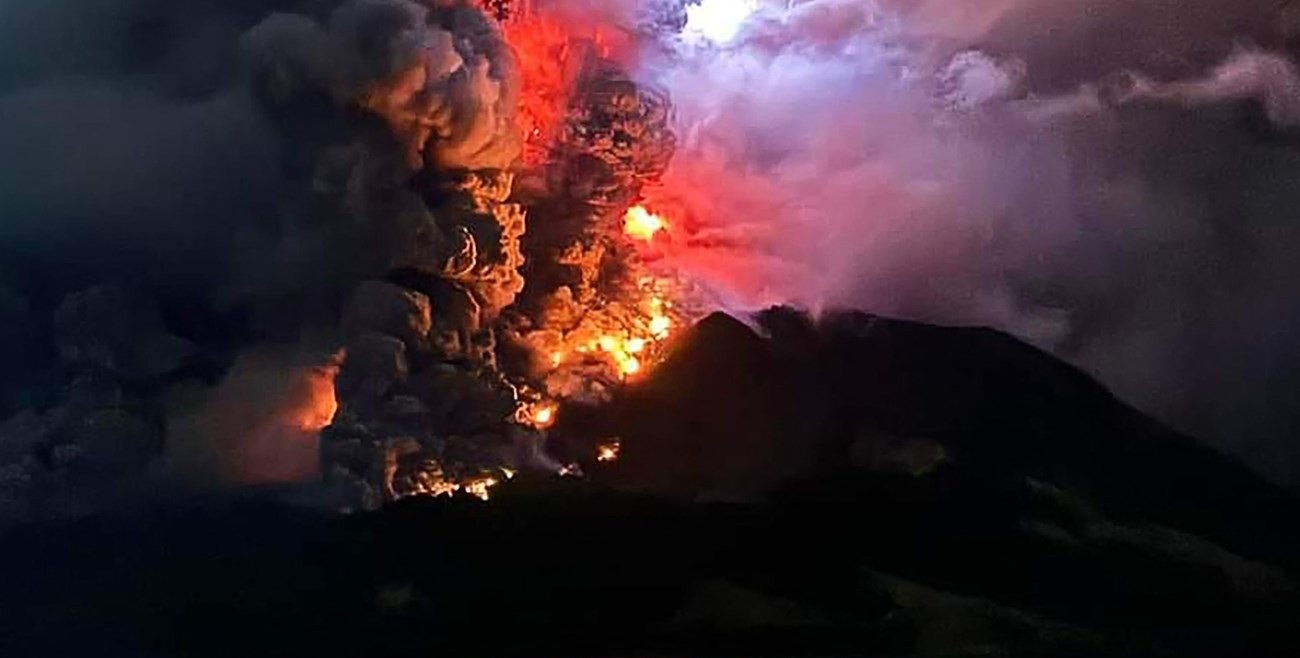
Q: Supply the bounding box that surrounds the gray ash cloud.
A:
[0,0,539,518]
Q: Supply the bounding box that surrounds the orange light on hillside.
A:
[522,401,558,429]
[597,440,621,462]
[463,477,498,501]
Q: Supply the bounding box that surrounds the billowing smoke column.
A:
[236,0,546,505]
[0,0,693,518]
[0,0,550,517]
[235,0,688,505]
[242,0,526,317]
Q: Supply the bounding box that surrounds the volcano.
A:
[3,0,1300,656]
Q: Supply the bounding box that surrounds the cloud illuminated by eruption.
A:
[629,0,1300,337]
[541,0,1300,480]
[165,351,342,486]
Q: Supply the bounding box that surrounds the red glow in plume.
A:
[501,6,634,164]
[496,0,804,312]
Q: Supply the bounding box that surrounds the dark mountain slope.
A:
[592,309,1297,566]
[1,309,1297,657]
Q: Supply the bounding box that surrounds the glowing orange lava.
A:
[527,283,686,468]
[547,293,676,381]
[523,401,558,429]
[596,439,621,462]
[463,477,499,501]
[572,332,644,378]
[624,205,667,241]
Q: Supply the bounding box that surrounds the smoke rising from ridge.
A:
[609,0,1300,481]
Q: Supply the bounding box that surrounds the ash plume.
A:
[0,0,538,518]
[581,0,1300,483]
[236,0,527,316]
[244,0,522,171]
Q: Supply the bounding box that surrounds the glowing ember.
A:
[596,439,621,462]
[422,481,462,498]
[624,205,667,241]
[535,405,554,426]
[585,333,654,378]
[528,402,558,429]
[463,477,498,501]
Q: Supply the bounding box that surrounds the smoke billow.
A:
[165,350,341,486]
[244,0,521,171]
[588,0,1300,482]
[0,0,537,517]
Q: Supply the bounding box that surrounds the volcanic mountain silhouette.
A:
[598,309,1298,563]
[1,309,1297,657]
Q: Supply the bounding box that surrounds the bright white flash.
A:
[685,0,761,44]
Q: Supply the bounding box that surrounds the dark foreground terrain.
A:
[2,311,1298,657]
